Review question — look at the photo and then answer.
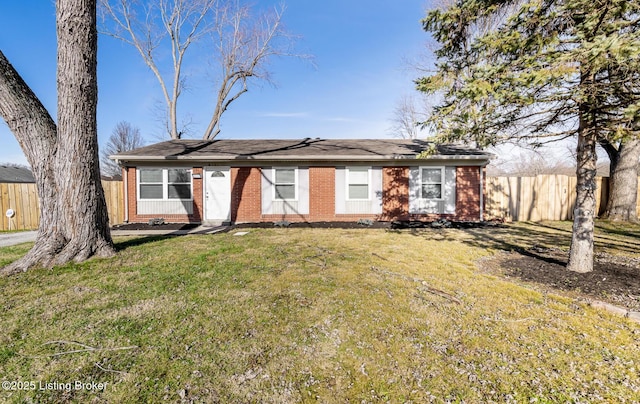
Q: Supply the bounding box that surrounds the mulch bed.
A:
[111,223,201,231]
[482,247,640,311]
[112,220,500,231]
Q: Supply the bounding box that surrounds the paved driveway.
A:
[0,231,37,247]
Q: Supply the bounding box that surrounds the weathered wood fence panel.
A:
[0,182,40,231]
[485,175,639,222]
[102,181,124,228]
[0,181,123,231]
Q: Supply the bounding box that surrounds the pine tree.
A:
[419,0,640,272]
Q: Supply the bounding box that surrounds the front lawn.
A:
[0,225,638,402]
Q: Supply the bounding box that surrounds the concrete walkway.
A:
[0,231,37,247]
[0,226,229,248]
[110,225,229,237]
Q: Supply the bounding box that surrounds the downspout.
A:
[479,166,484,222]
[122,164,129,223]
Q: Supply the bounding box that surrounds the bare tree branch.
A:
[100,121,145,177]
[387,94,431,139]
[99,0,310,140]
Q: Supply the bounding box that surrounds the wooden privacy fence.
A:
[0,181,124,231]
[485,175,640,222]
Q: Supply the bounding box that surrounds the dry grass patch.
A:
[0,227,638,402]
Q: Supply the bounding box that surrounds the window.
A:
[138,168,192,200]
[421,167,443,199]
[274,168,296,200]
[347,167,369,200]
[139,169,163,199]
[168,169,191,199]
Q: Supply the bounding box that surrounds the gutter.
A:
[109,154,493,163]
[123,164,129,223]
[479,166,484,222]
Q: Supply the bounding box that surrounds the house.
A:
[0,165,35,183]
[110,138,492,225]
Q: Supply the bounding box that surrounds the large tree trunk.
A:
[0,0,115,275]
[53,0,114,263]
[567,109,597,273]
[601,137,640,222]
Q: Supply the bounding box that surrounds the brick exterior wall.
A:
[455,166,482,221]
[381,167,410,221]
[309,167,336,221]
[230,167,262,223]
[124,166,135,222]
[192,167,203,221]
[124,165,484,224]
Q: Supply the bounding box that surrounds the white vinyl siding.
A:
[138,200,194,215]
[335,167,383,214]
[262,167,309,215]
[409,166,456,214]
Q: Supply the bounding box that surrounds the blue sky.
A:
[0,0,433,165]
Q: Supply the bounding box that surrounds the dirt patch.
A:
[481,247,640,311]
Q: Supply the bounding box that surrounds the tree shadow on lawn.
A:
[390,222,571,260]
[594,221,640,240]
[396,221,640,257]
[113,235,180,252]
[394,222,640,311]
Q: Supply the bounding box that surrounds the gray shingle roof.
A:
[0,165,35,183]
[111,138,491,162]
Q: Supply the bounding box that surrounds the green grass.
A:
[0,224,639,402]
[0,243,32,268]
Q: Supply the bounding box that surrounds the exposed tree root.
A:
[603,210,640,223]
[1,234,115,276]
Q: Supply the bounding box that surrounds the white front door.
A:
[204,167,231,222]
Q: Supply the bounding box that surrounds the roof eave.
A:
[110,154,492,163]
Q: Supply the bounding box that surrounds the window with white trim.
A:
[167,169,192,199]
[273,168,297,200]
[420,167,444,199]
[138,168,192,200]
[139,169,163,199]
[347,167,370,200]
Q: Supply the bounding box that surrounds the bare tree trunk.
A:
[54,0,114,263]
[0,51,62,270]
[602,137,640,222]
[0,0,115,275]
[567,108,597,273]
